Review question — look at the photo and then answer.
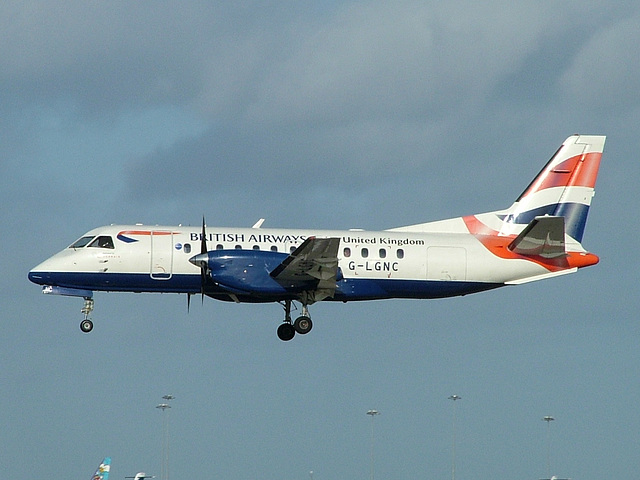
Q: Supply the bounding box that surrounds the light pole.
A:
[542,415,555,479]
[366,409,380,480]
[156,395,174,480]
[448,395,461,480]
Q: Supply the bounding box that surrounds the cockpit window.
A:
[88,236,115,249]
[69,236,95,249]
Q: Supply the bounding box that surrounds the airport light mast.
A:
[543,415,555,479]
[156,395,174,480]
[448,395,462,480]
[366,409,380,480]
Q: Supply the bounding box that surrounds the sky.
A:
[2,1,640,479]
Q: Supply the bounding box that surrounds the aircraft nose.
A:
[28,263,52,285]
[28,269,45,284]
[28,254,67,285]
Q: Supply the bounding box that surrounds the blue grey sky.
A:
[2,2,639,479]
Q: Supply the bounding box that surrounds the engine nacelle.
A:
[204,250,317,295]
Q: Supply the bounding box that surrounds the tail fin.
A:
[501,134,605,242]
[91,458,111,480]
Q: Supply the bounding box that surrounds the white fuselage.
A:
[28,222,583,303]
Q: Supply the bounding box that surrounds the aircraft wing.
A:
[270,237,340,301]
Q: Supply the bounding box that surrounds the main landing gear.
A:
[80,297,94,333]
[277,300,313,341]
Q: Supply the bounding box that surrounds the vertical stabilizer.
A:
[500,134,605,242]
[91,458,111,480]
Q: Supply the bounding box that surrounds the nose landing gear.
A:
[80,297,94,333]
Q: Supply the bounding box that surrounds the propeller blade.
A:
[188,217,210,308]
[200,216,208,302]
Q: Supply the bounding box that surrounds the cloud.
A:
[4,1,634,229]
[1,2,214,114]
[120,3,616,207]
[560,11,640,113]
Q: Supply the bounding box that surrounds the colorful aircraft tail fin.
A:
[91,458,111,480]
[500,134,605,242]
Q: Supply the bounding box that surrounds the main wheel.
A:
[80,319,94,333]
[277,323,296,341]
[294,315,313,335]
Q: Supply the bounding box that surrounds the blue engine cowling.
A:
[202,249,318,295]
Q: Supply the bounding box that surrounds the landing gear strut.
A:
[277,300,313,341]
[80,297,94,333]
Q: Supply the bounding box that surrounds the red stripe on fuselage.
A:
[118,230,177,236]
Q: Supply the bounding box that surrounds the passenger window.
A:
[379,248,386,258]
[235,245,242,249]
[397,249,404,259]
[362,248,369,258]
[184,244,192,254]
[343,247,351,257]
[270,246,278,252]
[88,236,114,249]
[253,245,260,250]
[290,246,296,253]
[216,244,224,250]
[69,236,94,249]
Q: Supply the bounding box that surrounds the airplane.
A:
[91,457,111,480]
[125,473,155,480]
[28,134,605,341]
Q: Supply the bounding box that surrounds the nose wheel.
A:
[80,319,94,333]
[277,301,313,341]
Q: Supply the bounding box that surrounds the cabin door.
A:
[150,231,174,280]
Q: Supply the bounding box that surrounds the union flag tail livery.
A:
[29,134,606,341]
[500,134,604,241]
[91,458,111,480]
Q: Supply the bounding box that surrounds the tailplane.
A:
[500,134,605,242]
[91,458,111,480]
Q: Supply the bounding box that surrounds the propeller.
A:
[187,216,209,311]
[199,216,208,302]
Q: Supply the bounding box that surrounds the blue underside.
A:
[29,271,502,302]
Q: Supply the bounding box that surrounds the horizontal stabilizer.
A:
[508,216,566,258]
